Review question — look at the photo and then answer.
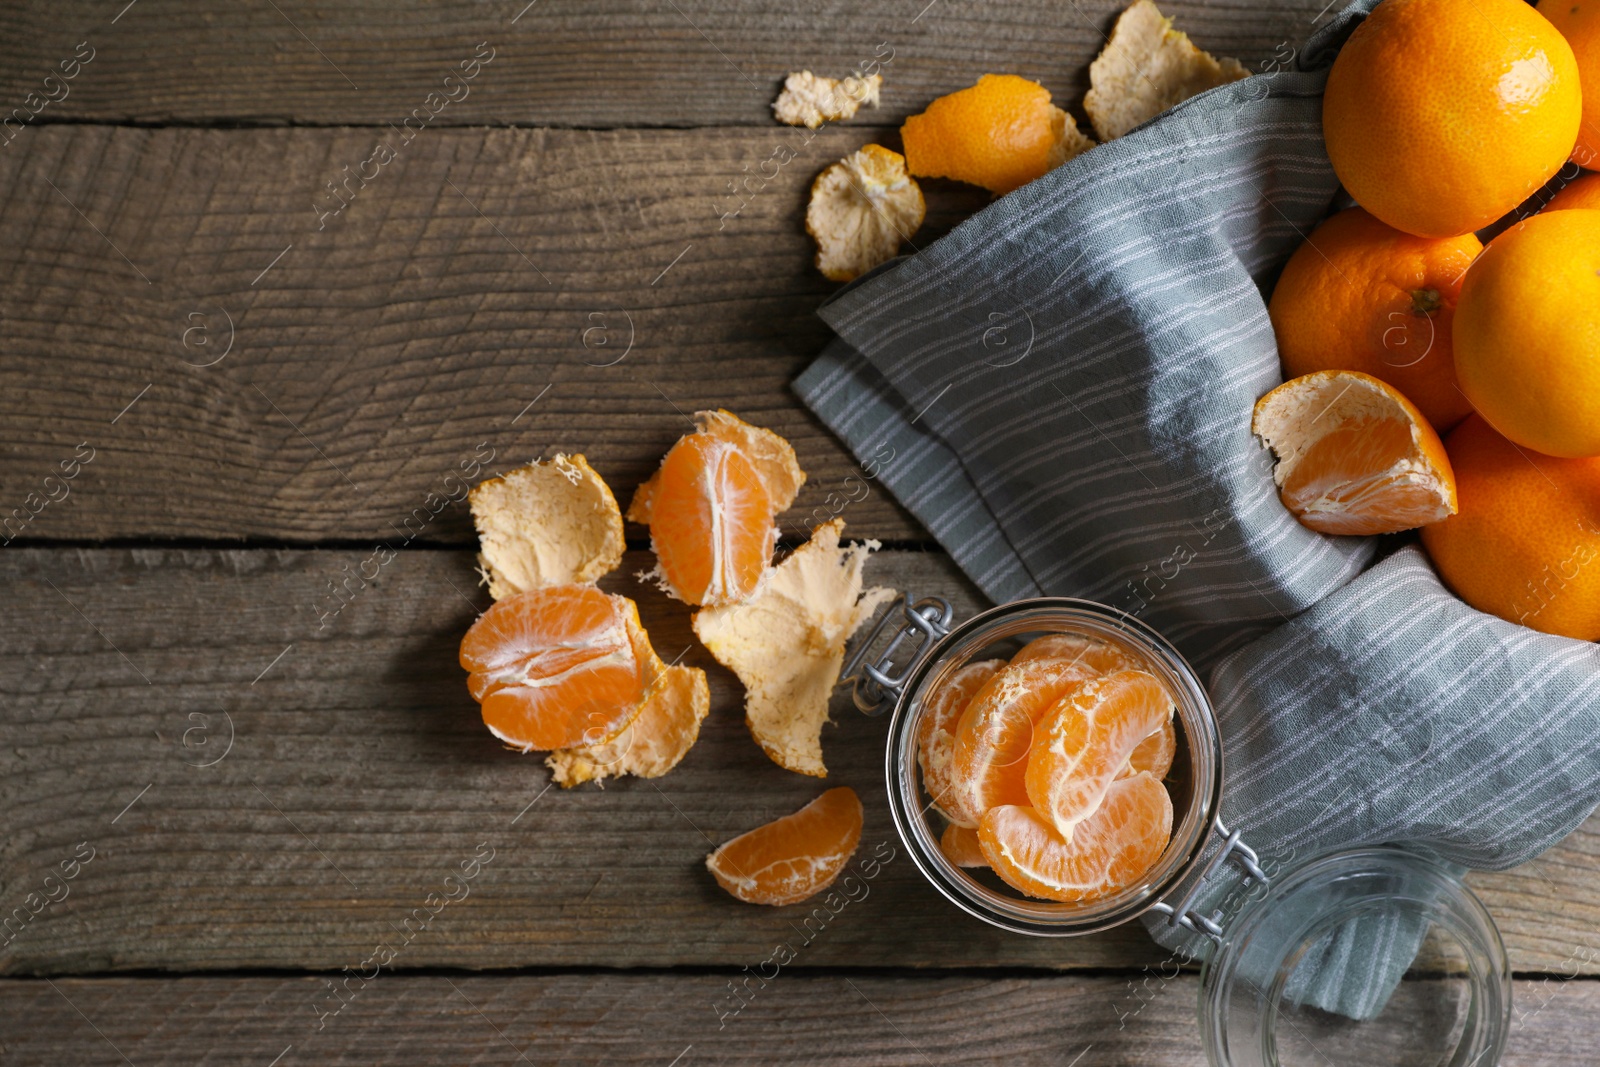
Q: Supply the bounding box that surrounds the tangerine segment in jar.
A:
[630,410,805,608]
[1025,670,1175,837]
[1126,717,1176,779]
[1008,632,1140,673]
[706,787,864,906]
[981,773,1173,903]
[939,823,989,869]
[459,584,646,751]
[946,658,1104,826]
[917,659,1007,822]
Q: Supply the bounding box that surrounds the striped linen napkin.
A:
[795,0,1600,1019]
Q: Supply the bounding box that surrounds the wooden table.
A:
[1,2,1595,1062]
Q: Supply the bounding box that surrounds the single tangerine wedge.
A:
[1008,632,1140,673]
[945,658,1102,826]
[917,659,1007,822]
[939,823,989,869]
[1252,370,1457,536]
[979,773,1173,903]
[631,410,805,608]
[1024,670,1175,837]
[706,787,864,906]
[1126,717,1177,780]
[459,583,645,751]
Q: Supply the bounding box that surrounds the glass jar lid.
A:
[1199,845,1510,1067]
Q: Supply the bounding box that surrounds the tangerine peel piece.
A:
[773,71,883,129]
[693,519,897,777]
[805,144,926,283]
[469,453,625,599]
[1085,0,1248,142]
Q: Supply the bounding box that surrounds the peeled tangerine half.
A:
[1025,670,1175,837]
[943,634,1139,827]
[461,584,646,751]
[695,520,896,777]
[1253,370,1457,537]
[980,772,1173,903]
[707,787,864,906]
[630,410,805,608]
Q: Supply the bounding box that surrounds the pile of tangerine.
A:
[917,631,1178,902]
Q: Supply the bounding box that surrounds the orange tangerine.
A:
[1323,0,1582,237]
[1267,207,1481,432]
[1253,370,1457,536]
[1453,210,1600,458]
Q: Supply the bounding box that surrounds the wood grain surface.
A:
[0,124,1005,546]
[3,546,1598,978]
[2,973,1592,1066]
[0,0,1326,128]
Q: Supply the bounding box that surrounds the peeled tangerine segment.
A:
[939,823,989,869]
[1127,717,1177,780]
[694,519,896,777]
[917,659,1007,821]
[1009,632,1141,672]
[1025,669,1175,837]
[468,453,624,600]
[980,773,1173,903]
[630,410,805,608]
[1253,369,1457,536]
[459,584,645,751]
[947,655,1118,826]
[706,787,864,906]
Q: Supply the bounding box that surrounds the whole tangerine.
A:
[1268,207,1480,431]
[1542,170,1600,211]
[1323,0,1581,238]
[1539,0,1600,166]
[1453,209,1600,458]
[1421,416,1600,640]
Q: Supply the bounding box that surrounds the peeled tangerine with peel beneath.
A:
[1252,370,1457,536]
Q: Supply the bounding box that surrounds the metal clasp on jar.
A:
[841,593,954,715]
[1148,820,1271,942]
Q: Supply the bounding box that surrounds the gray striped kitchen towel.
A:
[795,0,1600,1019]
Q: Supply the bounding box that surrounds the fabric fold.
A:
[795,0,1600,1020]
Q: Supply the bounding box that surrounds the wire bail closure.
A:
[842,593,954,716]
[1148,820,1271,943]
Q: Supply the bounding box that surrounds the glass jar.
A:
[846,594,1512,1067]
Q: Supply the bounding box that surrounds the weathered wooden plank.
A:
[0,0,1326,128]
[4,546,1600,977]
[1,973,1590,1065]
[0,124,990,545]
